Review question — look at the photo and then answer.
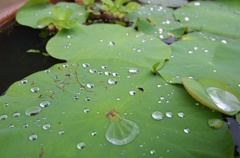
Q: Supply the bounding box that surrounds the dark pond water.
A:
[0,21,239,156]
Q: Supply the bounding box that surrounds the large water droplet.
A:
[108,78,118,85]
[105,110,140,145]
[152,111,163,120]
[206,87,240,113]
[29,134,38,140]
[25,106,41,116]
[208,118,223,129]
[39,101,51,108]
[0,114,8,120]
[31,87,40,93]
[42,123,51,130]
[129,68,139,74]
[77,142,86,149]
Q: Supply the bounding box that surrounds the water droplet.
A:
[21,80,28,84]
[208,118,223,129]
[184,17,190,21]
[63,64,68,68]
[104,71,111,76]
[23,124,28,128]
[77,142,86,149]
[221,40,227,44]
[85,97,91,101]
[91,131,97,136]
[150,150,156,155]
[129,68,139,74]
[213,69,217,72]
[89,69,97,73]
[73,96,78,100]
[206,87,240,113]
[129,91,136,95]
[188,50,193,54]
[59,130,65,135]
[13,112,20,117]
[67,35,73,39]
[108,78,118,85]
[42,123,51,130]
[9,124,14,128]
[157,84,162,88]
[166,112,173,118]
[29,134,38,140]
[101,65,107,69]
[25,106,41,116]
[84,108,90,113]
[109,41,115,46]
[105,110,140,145]
[194,46,198,50]
[39,101,51,108]
[152,111,163,120]
[194,2,201,6]
[0,114,8,120]
[112,72,118,76]
[82,63,90,67]
[87,83,94,88]
[177,112,185,118]
[184,128,190,133]
[31,87,40,93]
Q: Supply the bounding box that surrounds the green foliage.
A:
[1,0,240,157]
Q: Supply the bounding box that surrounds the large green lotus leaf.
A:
[174,1,240,38]
[182,78,240,116]
[46,24,171,69]
[0,59,234,157]
[158,31,240,93]
[16,1,85,29]
[138,0,188,8]
[126,4,185,39]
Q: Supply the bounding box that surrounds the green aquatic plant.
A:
[1,0,240,157]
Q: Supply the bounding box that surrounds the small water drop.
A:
[152,111,163,120]
[194,46,198,50]
[160,96,165,100]
[213,69,217,72]
[221,40,227,44]
[42,123,51,130]
[84,108,90,113]
[73,96,78,100]
[87,83,94,88]
[8,124,14,128]
[129,91,136,95]
[29,134,38,140]
[67,35,73,39]
[77,142,86,149]
[25,106,41,116]
[0,114,8,120]
[59,130,65,135]
[184,128,190,133]
[31,87,40,93]
[21,80,28,84]
[208,118,223,129]
[129,68,139,74]
[157,84,162,88]
[166,112,173,118]
[188,50,193,54]
[109,41,115,46]
[39,101,51,108]
[44,70,50,73]
[206,87,240,113]
[89,69,97,73]
[184,17,190,21]
[91,131,97,136]
[194,2,201,6]
[104,71,111,76]
[23,124,28,128]
[112,72,118,76]
[101,65,107,69]
[82,63,90,68]
[13,112,21,117]
[63,64,68,68]
[177,112,185,118]
[108,78,118,85]
[85,97,91,101]
[150,150,156,155]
